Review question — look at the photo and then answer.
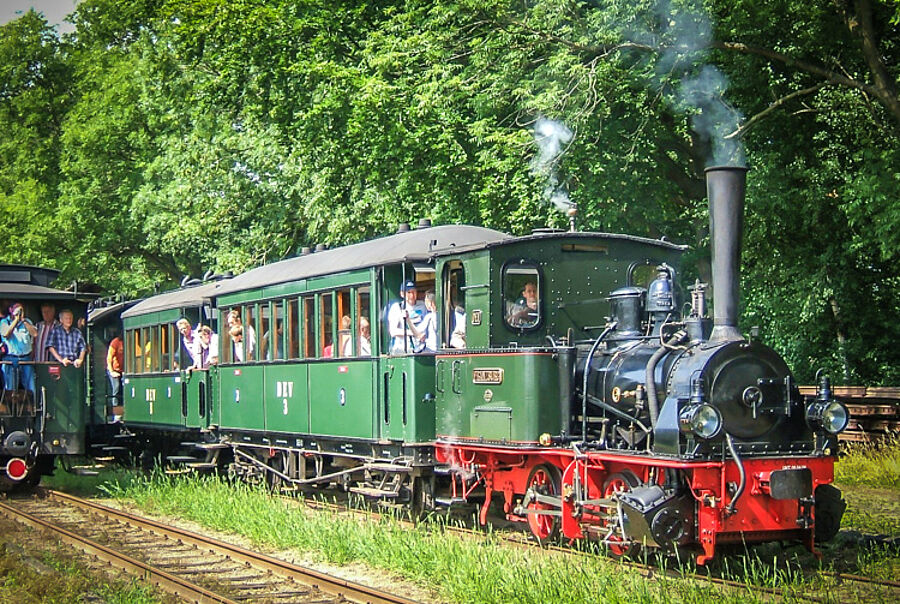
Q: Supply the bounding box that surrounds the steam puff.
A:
[532,117,575,212]
[679,65,745,166]
[531,117,573,175]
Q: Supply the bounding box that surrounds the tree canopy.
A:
[0,0,897,384]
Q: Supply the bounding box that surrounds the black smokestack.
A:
[706,166,748,342]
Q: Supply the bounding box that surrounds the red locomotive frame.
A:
[437,442,834,564]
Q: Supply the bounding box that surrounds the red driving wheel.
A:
[525,464,561,543]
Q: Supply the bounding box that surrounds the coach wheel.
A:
[267,451,288,492]
[814,484,846,543]
[602,470,641,558]
[526,464,562,543]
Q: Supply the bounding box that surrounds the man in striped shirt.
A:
[34,302,59,363]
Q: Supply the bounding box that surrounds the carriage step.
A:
[435,497,470,507]
[113,432,135,440]
[164,468,192,475]
[194,442,230,450]
[348,487,399,499]
[165,455,200,464]
[186,462,218,470]
[364,464,412,473]
[93,456,116,462]
[180,442,199,448]
[70,468,100,476]
[102,446,129,453]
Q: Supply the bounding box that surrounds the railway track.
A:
[800,386,900,443]
[0,489,420,604]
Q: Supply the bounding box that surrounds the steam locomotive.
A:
[94,166,846,564]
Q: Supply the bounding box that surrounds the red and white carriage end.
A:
[436,442,837,565]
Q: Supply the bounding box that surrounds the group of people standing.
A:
[0,301,87,394]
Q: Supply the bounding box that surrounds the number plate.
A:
[472,368,503,384]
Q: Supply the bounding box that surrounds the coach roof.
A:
[212,225,510,296]
[121,281,226,319]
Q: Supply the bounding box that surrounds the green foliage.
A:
[0,0,896,382]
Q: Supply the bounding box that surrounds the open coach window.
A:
[503,262,542,330]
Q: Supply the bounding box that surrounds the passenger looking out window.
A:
[34,302,58,363]
[47,309,87,368]
[343,316,371,357]
[1,302,37,392]
[176,318,199,368]
[227,310,255,361]
[192,325,219,368]
[230,326,247,362]
[421,291,438,352]
[450,306,466,349]
[387,280,426,354]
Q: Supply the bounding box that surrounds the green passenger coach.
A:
[120,280,226,463]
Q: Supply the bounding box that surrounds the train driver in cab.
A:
[387,279,427,354]
[506,281,539,328]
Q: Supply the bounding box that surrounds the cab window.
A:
[503,263,542,330]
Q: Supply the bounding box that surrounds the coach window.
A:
[243,305,258,362]
[354,286,371,357]
[503,262,542,330]
[320,293,334,358]
[160,323,171,371]
[269,301,285,361]
[128,329,140,374]
[145,326,158,372]
[287,298,300,359]
[336,289,352,358]
[220,309,233,364]
[260,303,272,361]
[302,296,315,358]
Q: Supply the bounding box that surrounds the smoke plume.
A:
[531,117,576,213]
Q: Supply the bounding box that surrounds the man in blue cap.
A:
[387,279,427,353]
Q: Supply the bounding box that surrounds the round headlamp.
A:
[806,400,849,434]
[679,403,723,439]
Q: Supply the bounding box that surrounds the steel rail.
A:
[0,500,237,604]
[46,489,420,604]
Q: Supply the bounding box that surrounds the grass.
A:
[0,541,162,604]
[90,472,834,604]
[834,436,900,490]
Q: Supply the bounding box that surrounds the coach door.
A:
[182,368,210,429]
